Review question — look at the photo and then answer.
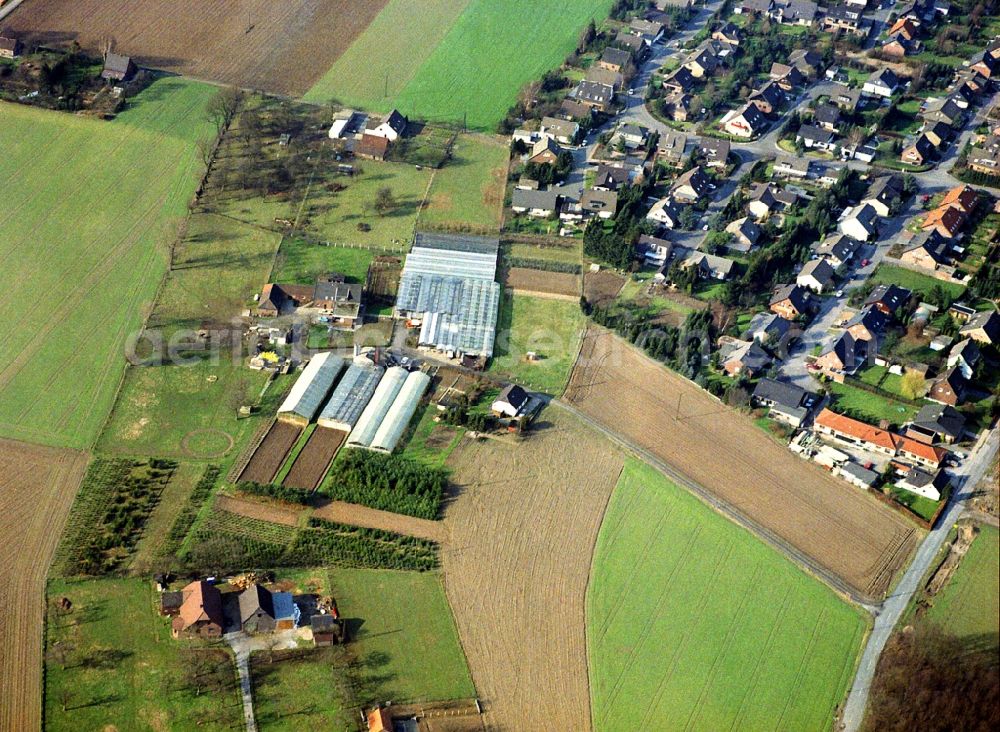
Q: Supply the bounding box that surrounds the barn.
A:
[396,232,501,359]
[277,352,345,425]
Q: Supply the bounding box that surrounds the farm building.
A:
[396,232,501,358]
[277,352,345,425]
[370,370,432,453]
[171,580,224,640]
[238,584,298,634]
[347,367,409,448]
[317,362,385,431]
[101,52,137,82]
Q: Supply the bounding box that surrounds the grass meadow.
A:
[588,459,868,732]
[0,78,218,449]
[489,294,585,395]
[870,264,966,300]
[924,525,999,639]
[419,134,508,232]
[45,577,242,730]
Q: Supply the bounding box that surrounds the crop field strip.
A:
[0,79,218,448]
[441,408,624,731]
[588,460,868,732]
[6,0,391,96]
[238,420,302,484]
[564,327,918,601]
[0,439,88,732]
[282,426,347,490]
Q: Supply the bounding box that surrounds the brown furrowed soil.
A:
[442,411,624,732]
[0,439,88,732]
[583,269,626,308]
[6,0,389,96]
[564,326,918,600]
[283,426,345,491]
[504,267,580,299]
[238,419,301,484]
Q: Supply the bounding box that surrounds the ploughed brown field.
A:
[283,426,346,491]
[442,410,624,732]
[504,267,580,299]
[564,326,918,600]
[238,419,301,484]
[0,439,88,732]
[6,0,389,96]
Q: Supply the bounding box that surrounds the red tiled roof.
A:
[814,409,899,451]
[922,205,966,235]
[939,184,977,214]
[897,436,947,465]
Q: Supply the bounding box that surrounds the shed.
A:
[277,352,345,425]
[311,614,345,646]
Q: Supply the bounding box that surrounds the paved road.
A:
[839,425,1000,731]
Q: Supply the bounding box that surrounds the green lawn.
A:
[251,646,351,731]
[886,484,940,522]
[588,459,868,732]
[489,293,585,394]
[418,133,508,232]
[326,569,475,703]
[924,525,1000,638]
[508,240,583,265]
[826,381,920,425]
[0,77,218,448]
[271,239,375,285]
[303,0,472,108]
[45,577,242,730]
[870,264,965,301]
[392,0,615,128]
[400,404,465,468]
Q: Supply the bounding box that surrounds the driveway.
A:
[225,628,305,732]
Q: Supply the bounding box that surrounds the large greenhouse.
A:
[370,370,431,453]
[276,352,345,425]
[346,366,408,448]
[316,361,385,432]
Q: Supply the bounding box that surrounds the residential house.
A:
[939,184,977,215]
[752,378,818,426]
[882,33,921,57]
[685,47,719,78]
[921,204,966,239]
[774,155,811,179]
[769,283,811,319]
[815,162,846,186]
[725,217,763,252]
[959,310,1000,345]
[845,306,887,342]
[540,116,579,145]
[575,81,615,112]
[775,0,819,26]
[967,146,1000,175]
[586,65,626,92]
[367,109,407,141]
[0,35,23,59]
[797,257,837,292]
[646,197,684,228]
[663,66,697,95]
[838,203,879,242]
[101,52,137,82]
[528,136,562,165]
[797,124,837,150]
[511,188,562,217]
[815,233,861,268]
[614,31,647,56]
[599,47,633,74]
[889,16,921,42]
[736,0,774,14]
[630,18,666,44]
[814,103,842,133]
[239,584,296,634]
[699,137,730,167]
[356,133,390,160]
[745,311,793,345]
[721,339,772,377]
[907,404,966,444]
[580,189,619,219]
[558,98,596,122]
[313,274,363,328]
[863,68,900,98]
[770,62,806,91]
[612,124,649,150]
[593,164,633,191]
[171,581,224,639]
[896,467,948,500]
[749,82,785,115]
[896,438,948,470]
[814,409,901,459]
[671,166,713,203]
[864,284,911,317]
[947,338,980,379]
[256,282,316,317]
[748,182,798,220]
[721,102,767,138]
[657,130,688,167]
[814,332,866,378]
[863,175,904,216]
[831,86,864,112]
[928,365,965,405]
[900,229,949,270]
[789,48,824,78]
[682,250,735,280]
[492,384,530,418]
[636,234,673,266]
[713,23,743,46]
[922,96,963,127]
[823,4,870,35]
[901,134,935,165]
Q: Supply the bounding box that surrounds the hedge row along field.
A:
[306,0,614,128]
[588,460,868,732]
[0,78,218,449]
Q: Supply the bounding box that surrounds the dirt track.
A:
[7,0,389,96]
[442,412,624,732]
[564,326,917,600]
[0,439,88,732]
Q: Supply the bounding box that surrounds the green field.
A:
[0,78,218,448]
[870,264,966,301]
[826,381,921,425]
[489,293,585,394]
[304,0,472,108]
[272,239,375,285]
[45,577,242,730]
[924,525,1000,638]
[395,0,614,128]
[588,459,868,732]
[251,646,352,731]
[419,134,508,232]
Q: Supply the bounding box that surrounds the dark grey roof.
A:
[814,104,841,126]
[752,377,810,410]
[845,306,887,332]
[911,403,965,440]
[798,123,834,144]
[498,384,530,409]
[239,585,275,623]
[841,462,880,485]
[601,47,633,68]
[864,284,911,314]
[770,283,810,310]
